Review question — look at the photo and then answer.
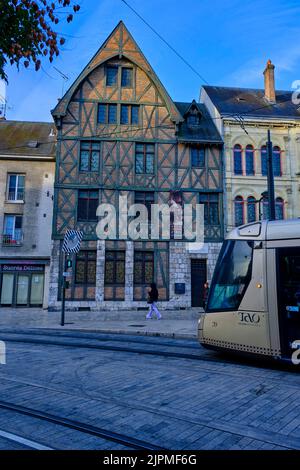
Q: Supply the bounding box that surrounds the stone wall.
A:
[48,241,222,311]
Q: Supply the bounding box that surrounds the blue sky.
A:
[3,0,300,122]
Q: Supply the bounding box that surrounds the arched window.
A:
[273,146,282,177]
[233,144,243,175]
[262,198,269,220]
[261,145,267,176]
[275,197,284,220]
[234,196,244,226]
[247,196,256,223]
[245,145,254,175]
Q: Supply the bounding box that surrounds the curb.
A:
[33,326,197,340]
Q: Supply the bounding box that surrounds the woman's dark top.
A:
[149,286,159,303]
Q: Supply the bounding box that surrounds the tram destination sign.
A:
[1,265,44,272]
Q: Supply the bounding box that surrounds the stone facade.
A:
[49,239,222,311]
[0,120,56,308]
[201,64,300,233]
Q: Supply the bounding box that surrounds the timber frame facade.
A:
[49,21,223,310]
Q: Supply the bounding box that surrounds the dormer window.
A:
[187,114,199,125]
[186,106,201,126]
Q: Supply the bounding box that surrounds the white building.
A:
[201,60,300,232]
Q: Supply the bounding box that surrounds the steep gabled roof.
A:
[203,85,300,120]
[52,21,183,123]
[0,120,56,158]
[175,101,223,144]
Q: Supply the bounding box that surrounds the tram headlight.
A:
[198,314,205,331]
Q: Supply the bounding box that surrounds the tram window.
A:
[207,240,253,311]
[278,248,300,307]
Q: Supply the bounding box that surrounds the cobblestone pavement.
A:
[0,307,200,338]
[0,331,299,449]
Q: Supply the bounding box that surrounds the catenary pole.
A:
[266,129,276,220]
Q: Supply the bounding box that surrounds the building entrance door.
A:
[191,259,207,307]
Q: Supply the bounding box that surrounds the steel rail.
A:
[0,400,163,451]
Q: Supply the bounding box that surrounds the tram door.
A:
[277,247,300,357]
[191,259,207,307]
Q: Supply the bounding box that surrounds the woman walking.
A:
[146,283,162,319]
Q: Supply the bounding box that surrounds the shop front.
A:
[0,261,48,307]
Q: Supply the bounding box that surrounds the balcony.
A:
[1,233,24,247]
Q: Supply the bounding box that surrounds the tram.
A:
[198,219,300,363]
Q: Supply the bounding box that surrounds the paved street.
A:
[0,329,299,449]
[0,307,200,338]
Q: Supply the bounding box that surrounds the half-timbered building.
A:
[49,22,223,310]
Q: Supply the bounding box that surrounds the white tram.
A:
[198,219,300,362]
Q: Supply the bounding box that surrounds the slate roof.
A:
[175,101,223,144]
[202,85,300,120]
[0,120,56,157]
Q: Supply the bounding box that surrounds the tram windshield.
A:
[207,240,254,312]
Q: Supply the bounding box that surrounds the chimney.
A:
[263,59,276,103]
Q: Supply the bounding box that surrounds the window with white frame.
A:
[3,215,23,245]
[7,174,25,201]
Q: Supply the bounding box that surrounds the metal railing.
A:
[2,233,24,247]
[7,191,24,202]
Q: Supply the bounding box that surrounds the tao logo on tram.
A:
[239,312,260,324]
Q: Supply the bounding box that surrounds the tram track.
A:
[0,381,296,450]
[0,333,299,450]
[0,399,163,450]
[0,329,296,373]
[0,329,217,362]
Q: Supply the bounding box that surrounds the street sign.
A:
[63,272,72,277]
[62,229,83,254]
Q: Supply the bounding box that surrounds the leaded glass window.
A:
[121,105,139,125]
[75,251,96,285]
[106,66,118,86]
[108,104,117,124]
[77,190,99,221]
[121,105,129,124]
[134,251,154,285]
[187,114,200,125]
[121,67,133,87]
[131,105,139,125]
[135,192,155,221]
[135,143,154,174]
[80,142,100,172]
[104,251,125,285]
[98,104,106,124]
[191,146,205,167]
[199,193,219,225]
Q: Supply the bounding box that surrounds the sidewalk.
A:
[0,307,202,339]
